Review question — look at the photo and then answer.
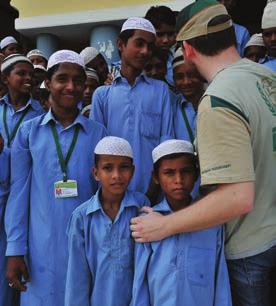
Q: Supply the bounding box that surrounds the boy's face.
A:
[83,77,99,106]
[87,54,109,84]
[29,55,47,68]
[3,62,33,97]
[93,155,134,197]
[144,55,167,80]
[244,46,266,63]
[45,62,86,111]
[3,43,20,57]
[262,27,276,57]
[118,30,155,72]
[154,155,197,208]
[155,23,176,52]
[173,61,204,100]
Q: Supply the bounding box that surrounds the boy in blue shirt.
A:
[131,139,232,306]
[90,17,174,194]
[65,136,149,306]
[0,54,44,306]
[5,50,107,306]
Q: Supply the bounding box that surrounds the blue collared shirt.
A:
[261,56,276,72]
[0,94,44,147]
[0,94,43,306]
[172,94,199,199]
[234,23,250,57]
[65,189,150,306]
[90,73,174,193]
[166,48,175,86]
[5,110,107,306]
[131,198,232,306]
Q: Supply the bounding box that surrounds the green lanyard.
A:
[3,104,30,147]
[51,123,80,182]
[181,104,195,144]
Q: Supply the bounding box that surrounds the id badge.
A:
[54,180,78,198]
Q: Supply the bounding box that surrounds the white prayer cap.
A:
[121,17,156,35]
[80,47,99,65]
[1,54,32,73]
[0,36,18,50]
[85,68,99,83]
[152,139,194,164]
[34,64,47,71]
[47,50,85,70]
[262,1,276,29]
[172,47,185,69]
[81,104,91,115]
[94,136,133,158]
[27,49,48,61]
[245,34,265,49]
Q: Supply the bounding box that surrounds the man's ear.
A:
[117,38,124,53]
[93,167,100,182]
[183,41,196,60]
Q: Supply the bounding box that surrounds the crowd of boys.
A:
[0,0,275,305]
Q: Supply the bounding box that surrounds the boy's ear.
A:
[93,167,100,182]
[1,74,8,86]
[152,170,159,185]
[44,79,51,92]
[117,37,125,53]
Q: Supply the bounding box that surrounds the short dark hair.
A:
[117,29,136,57]
[153,152,198,176]
[185,15,236,56]
[145,5,176,28]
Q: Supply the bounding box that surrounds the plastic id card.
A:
[54,180,78,199]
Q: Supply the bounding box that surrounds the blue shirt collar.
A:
[113,71,151,85]
[86,189,141,216]
[259,55,276,64]
[0,94,41,112]
[40,109,90,133]
[154,197,192,213]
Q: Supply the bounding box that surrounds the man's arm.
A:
[131,181,254,242]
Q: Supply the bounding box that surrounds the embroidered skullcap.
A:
[176,0,232,41]
[27,49,48,61]
[172,47,185,69]
[152,139,194,164]
[262,1,276,29]
[81,104,91,115]
[34,64,47,72]
[245,34,265,49]
[94,136,133,158]
[1,54,32,73]
[0,36,18,50]
[121,17,156,35]
[47,50,85,70]
[85,68,99,83]
[80,47,99,65]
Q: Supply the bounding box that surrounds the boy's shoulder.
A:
[125,190,150,208]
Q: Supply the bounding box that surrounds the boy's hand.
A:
[0,133,4,154]
[6,256,30,291]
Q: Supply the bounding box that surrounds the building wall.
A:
[12,0,161,17]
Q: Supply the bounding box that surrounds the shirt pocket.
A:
[141,111,161,141]
[118,238,134,269]
[187,247,214,287]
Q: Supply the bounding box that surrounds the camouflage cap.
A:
[176,0,232,41]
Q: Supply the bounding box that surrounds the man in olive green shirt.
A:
[131,1,276,305]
